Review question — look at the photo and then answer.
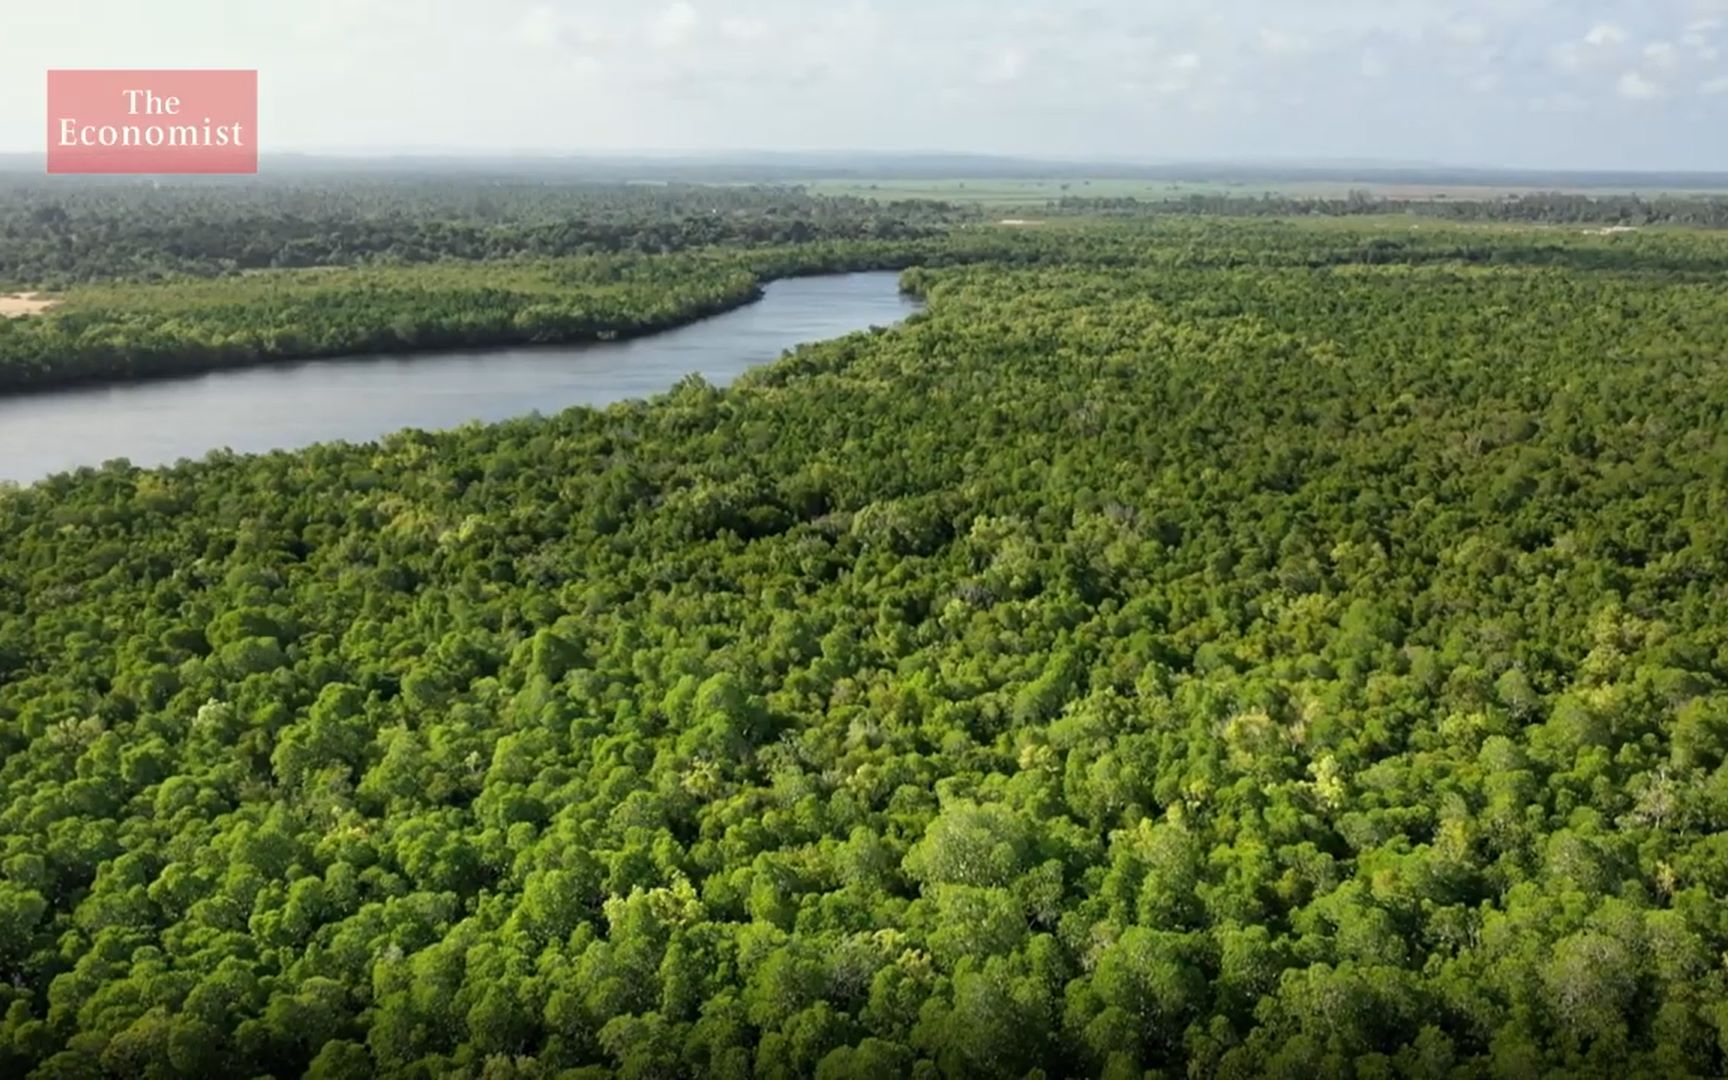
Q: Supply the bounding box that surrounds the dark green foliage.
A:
[1058,189,1728,228]
[2,217,1728,1077]
[0,177,966,286]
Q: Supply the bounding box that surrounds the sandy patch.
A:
[998,218,1045,227]
[0,293,57,318]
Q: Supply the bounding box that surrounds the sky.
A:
[7,0,1728,170]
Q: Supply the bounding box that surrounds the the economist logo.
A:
[47,70,256,174]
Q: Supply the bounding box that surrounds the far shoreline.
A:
[0,263,934,399]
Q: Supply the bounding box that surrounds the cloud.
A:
[1617,70,1663,99]
[1529,92,1587,113]
[981,47,1028,84]
[1550,43,1587,71]
[1682,19,1722,57]
[648,2,699,51]
[1553,20,1634,72]
[515,3,561,48]
[12,0,1728,169]
[1584,23,1627,48]
[1643,42,1680,68]
[514,3,612,55]
[719,17,769,44]
[1445,23,1488,47]
[1153,52,1203,96]
[1257,28,1312,57]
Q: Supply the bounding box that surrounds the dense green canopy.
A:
[0,178,965,287]
[2,219,1727,1077]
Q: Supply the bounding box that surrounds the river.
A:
[0,272,920,486]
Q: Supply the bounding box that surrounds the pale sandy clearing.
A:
[998,218,1045,227]
[0,293,57,318]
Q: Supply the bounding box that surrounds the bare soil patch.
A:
[0,293,57,318]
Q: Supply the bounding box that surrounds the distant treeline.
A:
[10,220,1728,395]
[14,177,1728,289]
[0,238,1004,393]
[0,179,970,287]
[1057,191,1728,228]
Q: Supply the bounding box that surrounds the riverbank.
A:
[0,240,967,396]
[0,272,923,485]
[0,276,767,400]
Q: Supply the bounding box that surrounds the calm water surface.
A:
[0,272,919,485]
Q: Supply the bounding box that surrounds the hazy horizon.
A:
[7,0,1728,171]
[9,149,1728,187]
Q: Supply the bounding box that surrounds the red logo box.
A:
[47,70,257,174]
